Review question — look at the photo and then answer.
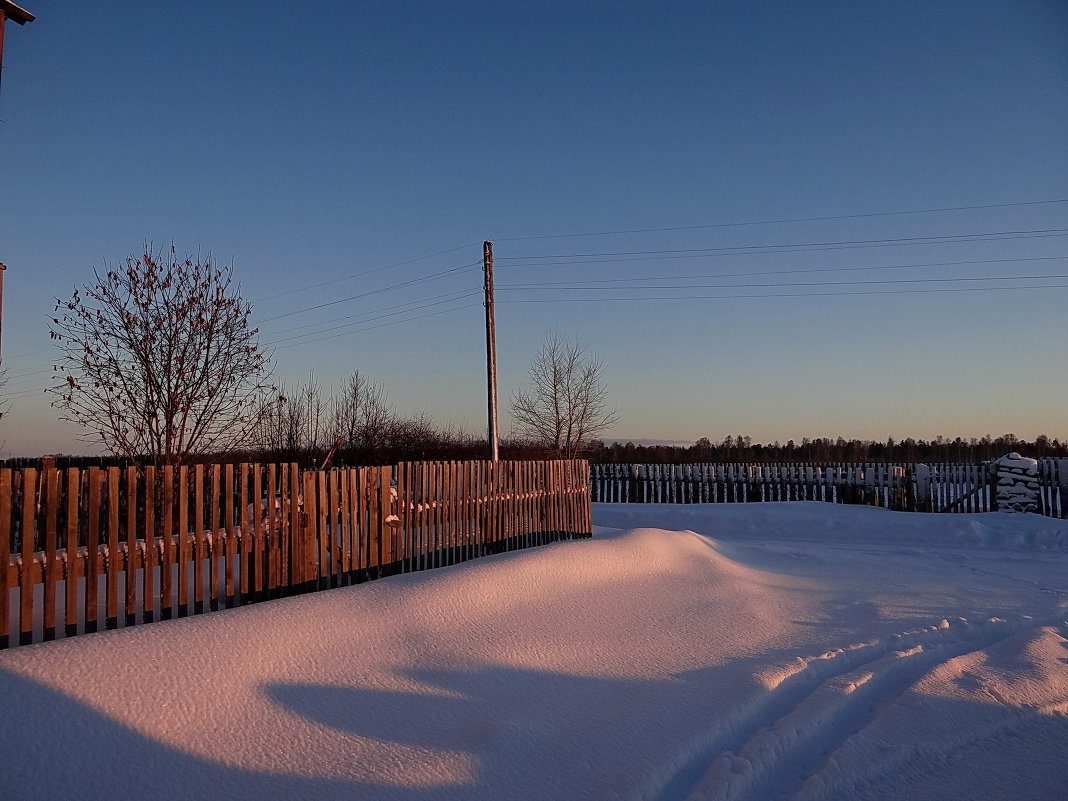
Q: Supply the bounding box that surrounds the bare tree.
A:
[509,331,619,459]
[255,375,329,464]
[48,244,273,465]
[330,369,394,458]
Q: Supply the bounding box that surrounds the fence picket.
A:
[143,466,156,623]
[161,466,175,620]
[253,465,265,600]
[43,469,59,641]
[0,470,10,650]
[84,468,102,636]
[239,464,252,604]
[177,466,190,618]
[125,467,139,627]
[193,465,206,615]
[64,468,79,637]
[208,464,221,612]
[325,469,337,588]
[105,467,120,630]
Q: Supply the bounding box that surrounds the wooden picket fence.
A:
[591,463,912,508]
[590,460,1068,518]
[2,459,592,650]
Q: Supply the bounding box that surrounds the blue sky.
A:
[1,1,1066,456]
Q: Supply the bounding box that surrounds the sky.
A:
[0,0,1066,456]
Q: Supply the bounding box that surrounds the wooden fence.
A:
[2,459,591,650]
[590,460,1068,518]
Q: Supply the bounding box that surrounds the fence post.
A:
[912,464,931,512]
[1057,459,1068,519]
[300,471,319,589]
[0,469,10,650]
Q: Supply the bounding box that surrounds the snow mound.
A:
[1,503,1066,800]
[593,501,1068,552]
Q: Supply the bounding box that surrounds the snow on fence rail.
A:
[589,459,1068,518]
[2,459,591,650]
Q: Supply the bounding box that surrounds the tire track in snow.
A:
[787,621,1068,801]
[649,613,1063,801]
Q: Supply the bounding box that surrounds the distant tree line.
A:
[585,433,1068,464]
[6,432,1065,470]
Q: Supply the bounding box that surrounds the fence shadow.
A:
[5,654,1068,800]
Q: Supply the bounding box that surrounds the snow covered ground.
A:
[2,502,1066,800]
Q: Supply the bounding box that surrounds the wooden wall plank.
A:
[337,467,350,581]
[84,468,101,635]
[125,467,138,627]
[302,471,318,586]
[193,465,206,615]
[160,466,174,620]
[105,467,120,629]
[209,464,221,612]
[252,465,264,600]
[265,463,278,596]
[275,464,287,590]
[288,463,301,587]
[354,466,365,575]
[410,464,423,571]
[64,468,80,636]
[239,464,252,605]
[394,463,408,573]
[143,465,156,624]
[328,469,339,588]
[317,471,328,588]
[432,463,443,568]
[446,461,456,565]
[177,466,190,618]
[18,469,37,644]
[43,469,59,641]
[0,469,10,649]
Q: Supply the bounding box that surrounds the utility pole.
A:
[0,263,5,363]
[483,240,500,461]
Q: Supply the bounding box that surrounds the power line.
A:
[1,367,54,382]
[495,198,1068,241]
[0,348,50,361]
[262,292,483,347]
[497,274,1068,293]
[496,232,1068,267]
[494,255,1068,287]
[251,242,481,302]
[254,259,483,324]
[497,283,1068,303]
[4,385,51,400]
[261,288,476,338]
[3,372,59,391]
[271,301,483,351]
[496,228,1068,262]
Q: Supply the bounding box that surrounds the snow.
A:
[2,502,1066,800]
[997,452,1039,470]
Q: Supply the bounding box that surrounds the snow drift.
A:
[1,503,1066,800]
